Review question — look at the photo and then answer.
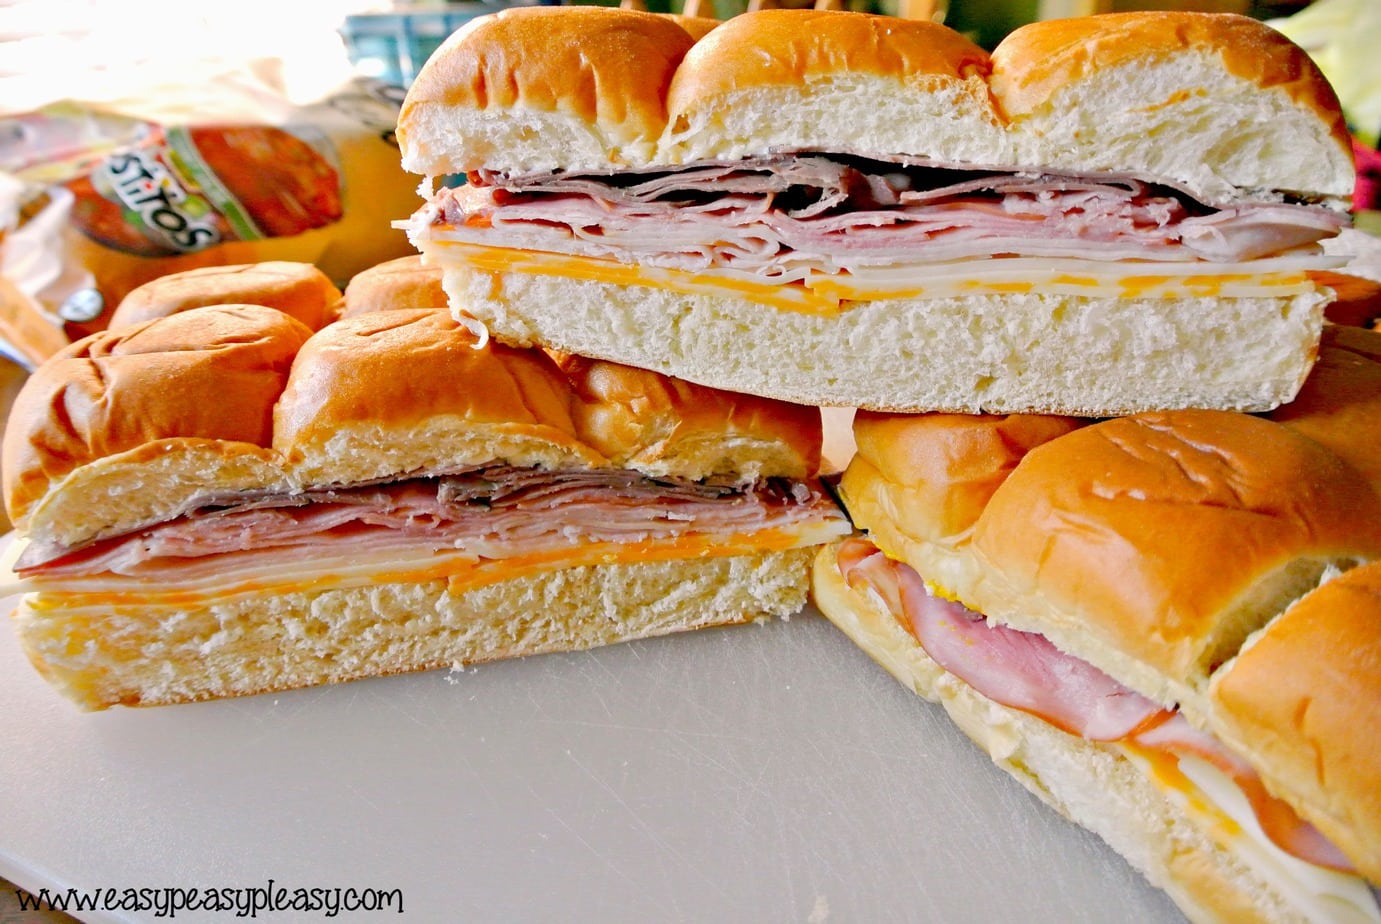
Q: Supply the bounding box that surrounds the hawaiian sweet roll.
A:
[106,261,342,331]
[1,304,850,710]
[397,7,1353,415]
[811,332,1381,922]
[339,255,448,318]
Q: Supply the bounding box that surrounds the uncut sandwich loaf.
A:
[812,324,1381,924]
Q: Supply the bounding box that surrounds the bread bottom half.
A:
[810,542,1377,924]
[444,266,1326,415]
[16,547,815,710]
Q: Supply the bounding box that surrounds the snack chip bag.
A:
[1,74,422,361]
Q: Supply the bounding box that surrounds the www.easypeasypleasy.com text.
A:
[12,880,404,918]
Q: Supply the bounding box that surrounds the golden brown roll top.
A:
[1208,560,1381,883]
[967,411,1381,707]
[397,6,1351,204]
[3,263,827,551]
[661,10,1002,165]
[274,310,605,486]
[844,412,1083,549]
[339,255,448,318]
[989,12,1353,203]
[2,305,311,545]
[557,354,820,482]
[398,6,696,175]
[668,9,990,98]
[990,11,1344,125]
[107,262,342,332]
[1313,271,1381,328]
[276,313,821,486]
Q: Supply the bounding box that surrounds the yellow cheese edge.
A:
[422,239,1323,316]
[15,521,852,613]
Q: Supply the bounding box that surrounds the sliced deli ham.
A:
[425,154,1347,277]
[836,537,1164,741]
[16,467,844,581]
[834,536,1359,875]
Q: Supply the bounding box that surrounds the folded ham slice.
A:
[833,535,1356,874]
[836,537,1165,741]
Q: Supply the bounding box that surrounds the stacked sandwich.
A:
[391,6,1378,923]
[2,5,1377,920]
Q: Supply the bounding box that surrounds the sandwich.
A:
[396,7,1353,415]
[0,271,851,710]
[810,324,1381,923]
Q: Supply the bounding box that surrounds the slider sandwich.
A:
[0,275,850,709]
[811,325,1381,923]
[397,7,1354,415]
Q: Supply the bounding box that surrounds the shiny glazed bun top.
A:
[397,7,1352,205]
[3,274,827,551]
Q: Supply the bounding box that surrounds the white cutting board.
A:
[0,588,1185,924]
